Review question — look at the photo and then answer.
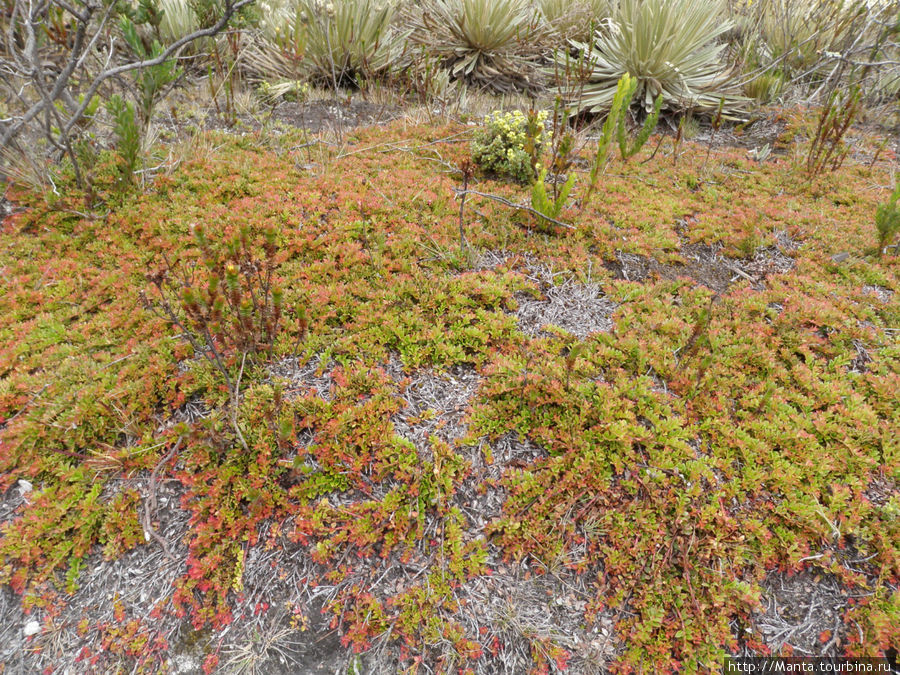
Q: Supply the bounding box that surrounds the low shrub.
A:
[471,109,548,183]
[875,181,900,256]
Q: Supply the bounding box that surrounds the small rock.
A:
[23,620,40,637]
[17,479,33,495]
[831,252,850,263]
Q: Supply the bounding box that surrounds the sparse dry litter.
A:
[745,571,851,657]
[606,240,796,295]
[515,264,618,338]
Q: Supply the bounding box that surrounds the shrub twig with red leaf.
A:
[141,223,290,449]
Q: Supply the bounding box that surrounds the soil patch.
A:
[862,284,894,303]
[269,99,401,134]
[454,555,620,674]
[692,108,791,155]
[606,242,796,294]
[0,480,28,529]
[455,432,548,534]
[0,193,21,221]
[202,98,402,136]
[203,528,345,675]
[741,570,850,656]
[865,473,898,507]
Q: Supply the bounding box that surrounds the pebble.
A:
[23,620,40,637]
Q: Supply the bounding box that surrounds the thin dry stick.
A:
[723,261,755,283]
[141,436,183,561]
[457,160,474,250]
[232,351,249,451]
[640,132,666,165]
[453,188,575,230]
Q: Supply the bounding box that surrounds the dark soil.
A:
[695,108,791,154]
[202,98,402,136]
[604,241,796,295]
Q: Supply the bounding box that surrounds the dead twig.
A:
[457,160,474,250]
[723,262,756,283]
[141,436,183,561]
[452,188,575,230]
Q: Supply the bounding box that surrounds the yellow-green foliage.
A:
[531,167,575,220]
[471,109,549,183]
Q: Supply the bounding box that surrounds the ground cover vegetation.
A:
[1,0,899,672]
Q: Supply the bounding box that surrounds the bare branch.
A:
[453,187,575,229]
[61,0,256,140]
[0,0,96,149]
[0,0,257,153]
